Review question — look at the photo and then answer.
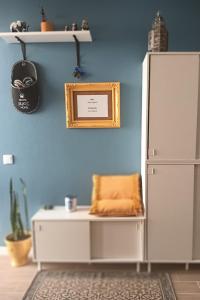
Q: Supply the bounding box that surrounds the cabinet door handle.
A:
[148,148,157,157]
[152,149,157,156]
[148,168,155,175]
[39,225,42,232]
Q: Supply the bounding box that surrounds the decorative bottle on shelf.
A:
[40,7,54,32]
[148,11,168,52]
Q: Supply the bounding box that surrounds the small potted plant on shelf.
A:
[5,178,31,267]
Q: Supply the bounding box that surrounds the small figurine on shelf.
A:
[64,24,71,31]
[81,18,89,30]
[40,7,54,32]
[10,21,29,32]
[71,22,78,31]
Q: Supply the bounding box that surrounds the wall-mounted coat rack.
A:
[0,30,92,78]
[0,31,92,112]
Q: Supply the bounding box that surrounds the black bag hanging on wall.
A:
[11,60,39,113]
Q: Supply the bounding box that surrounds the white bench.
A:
[32,206,145,271]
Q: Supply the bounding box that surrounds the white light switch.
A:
[3,154,14,165]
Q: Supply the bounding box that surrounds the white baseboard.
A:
[0,246,8,255]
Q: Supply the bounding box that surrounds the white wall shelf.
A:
[0,30,92,43]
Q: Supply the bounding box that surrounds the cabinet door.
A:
[148,165,194,261]
[148,54,199,160]
[193,165,200,259]
[34,221,90,261]
[91,221,143,260]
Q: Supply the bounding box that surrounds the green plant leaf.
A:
[8,178,29,241]
[12,191,18,240]
[20,178,29,232]
[9,178,15,235]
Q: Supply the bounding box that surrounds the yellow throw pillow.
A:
[90,173,143,216]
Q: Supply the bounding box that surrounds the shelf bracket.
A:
[15,36,27,61]
[73,34,80,67]
[72,34,84,78]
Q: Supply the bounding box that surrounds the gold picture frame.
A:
[64,82,120,128]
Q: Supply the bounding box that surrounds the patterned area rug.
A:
[23,270,176,300]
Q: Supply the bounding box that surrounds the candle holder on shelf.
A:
[148,11,168,52]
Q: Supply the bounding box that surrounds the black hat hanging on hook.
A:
[11,37,39,113]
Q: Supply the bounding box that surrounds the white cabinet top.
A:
[0,31,92,43]
[144,52,200,60]
[32,206,145,221]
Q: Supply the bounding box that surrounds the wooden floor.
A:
[1,256,200,300]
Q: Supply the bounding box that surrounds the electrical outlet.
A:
[3,154,14,165]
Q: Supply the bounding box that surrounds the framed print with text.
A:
[65,82,120,128]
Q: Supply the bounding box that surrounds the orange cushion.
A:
[90,173,143,216]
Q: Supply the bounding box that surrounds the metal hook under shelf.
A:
[73,34,80,67]
[15,36,27,61]
[72,34,84,78]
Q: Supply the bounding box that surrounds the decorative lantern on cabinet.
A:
[148,11,168,52]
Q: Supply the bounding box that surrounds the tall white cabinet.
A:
[142,53,200,264]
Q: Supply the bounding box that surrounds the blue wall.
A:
[1,0,200,245]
